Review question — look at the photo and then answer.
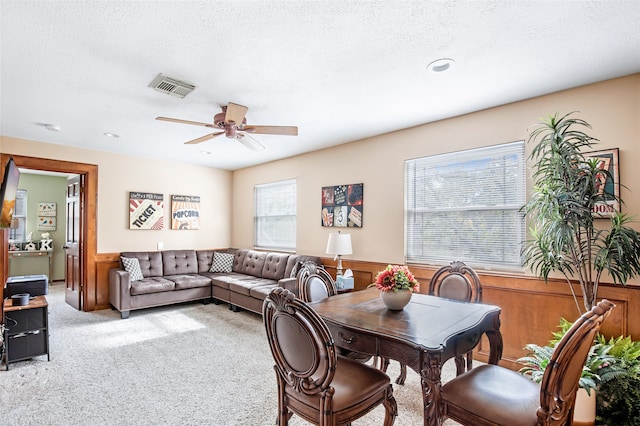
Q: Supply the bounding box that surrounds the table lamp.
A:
[326,231,352,277]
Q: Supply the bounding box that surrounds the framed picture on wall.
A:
[38,202,56,216]
[321,183,363,227]
[38,216,56,231]
[170,195,200,230]
[585,148,620,218]
[129,192,164,230]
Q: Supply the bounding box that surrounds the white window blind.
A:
[405,141,526,269]
[254,179,296,251]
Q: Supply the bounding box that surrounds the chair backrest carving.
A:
[297,262,337,303]
[262,287,336,395]
[429,260,481,303]
[537,299,615,424]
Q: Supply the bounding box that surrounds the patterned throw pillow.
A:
[121,256,144,282]
[209,252,234,273]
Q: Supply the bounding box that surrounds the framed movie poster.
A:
[171,195,200,230]
[321,183,363,228]
[129,192,164,230]
[585,148,620,217]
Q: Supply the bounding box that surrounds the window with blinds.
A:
[254,179,296,251]
[404,141,526,269]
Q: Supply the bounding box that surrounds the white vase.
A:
[380,289,412,310]
[573,388,596,426]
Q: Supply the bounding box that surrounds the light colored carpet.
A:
[1,284,461,425]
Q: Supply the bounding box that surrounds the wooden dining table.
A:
[310,288,503,426]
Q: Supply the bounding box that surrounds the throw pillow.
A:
[209,252,234,273]
[121,256,144,282]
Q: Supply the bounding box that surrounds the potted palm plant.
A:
[521,112,640,312]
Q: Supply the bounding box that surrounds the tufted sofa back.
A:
[121,251,163,277]
[235,249,267,277]
[161,250,198,275]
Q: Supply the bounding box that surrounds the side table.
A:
[3,295,50,370]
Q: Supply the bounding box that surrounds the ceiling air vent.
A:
[149,74,196,99]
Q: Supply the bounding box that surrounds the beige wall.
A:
[0,138,233,253]
[232,74,640,272]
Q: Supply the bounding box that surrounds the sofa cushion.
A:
[162,250,198,275]
[228,277,277,296]
[209,273,250,290]
[121,251,163,277]
[237,250,267,277]
[250,283,279,301]
[130,277,176,295]
[210,252,234,273]
[232,249,249,273]
[196,250,215,273]
[261,252,290,280]
[121,257,144,281]
[284,254,322,278]
[165,274,212,290]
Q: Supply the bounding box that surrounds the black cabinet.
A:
[3,296,50,370]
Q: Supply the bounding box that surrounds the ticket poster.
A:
[321,183,363,228]
[171,195,200,230]
[129,192,164,230]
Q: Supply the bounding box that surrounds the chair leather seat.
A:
[442,364,540,426]
[286,355,392,412]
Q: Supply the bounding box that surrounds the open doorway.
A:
[1,154,97,313]
[6,169,76,292]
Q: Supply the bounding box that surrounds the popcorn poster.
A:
[171,195,200,230]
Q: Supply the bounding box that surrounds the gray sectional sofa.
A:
[109,248,320,318]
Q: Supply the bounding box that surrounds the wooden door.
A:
[64,174,83,310]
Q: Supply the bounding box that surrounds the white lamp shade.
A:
[326,232,352,256]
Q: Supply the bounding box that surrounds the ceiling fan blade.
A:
[156,116,215,128]
[225,102,248,125]
[236,133,265,151]
[242,125,298,136]
[184,132,224,145]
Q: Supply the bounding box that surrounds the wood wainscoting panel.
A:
[94,253,121,310]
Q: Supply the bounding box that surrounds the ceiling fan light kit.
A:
[156,102,298,151]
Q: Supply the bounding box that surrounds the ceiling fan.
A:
[156,102,298,151]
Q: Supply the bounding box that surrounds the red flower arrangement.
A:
[374,264,420,293]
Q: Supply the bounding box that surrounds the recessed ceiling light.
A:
[200,151,212,155]
[427,58,455,73]
[44,124,61,132]
[103,132,120,138]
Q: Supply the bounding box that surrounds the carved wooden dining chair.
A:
[440,299,615,426]
[263,287,397,426]
[296,261,338,302]
[392,260,482,384]
[297,262,372,364]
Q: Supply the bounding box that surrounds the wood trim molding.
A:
[0,154,98,311]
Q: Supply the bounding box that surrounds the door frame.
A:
[0,154,97,311]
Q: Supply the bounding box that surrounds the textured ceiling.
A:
[1,1,639,170]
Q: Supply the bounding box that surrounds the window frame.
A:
[9,189,27,242]
[404,141,526,270]
[254,179,297,252]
